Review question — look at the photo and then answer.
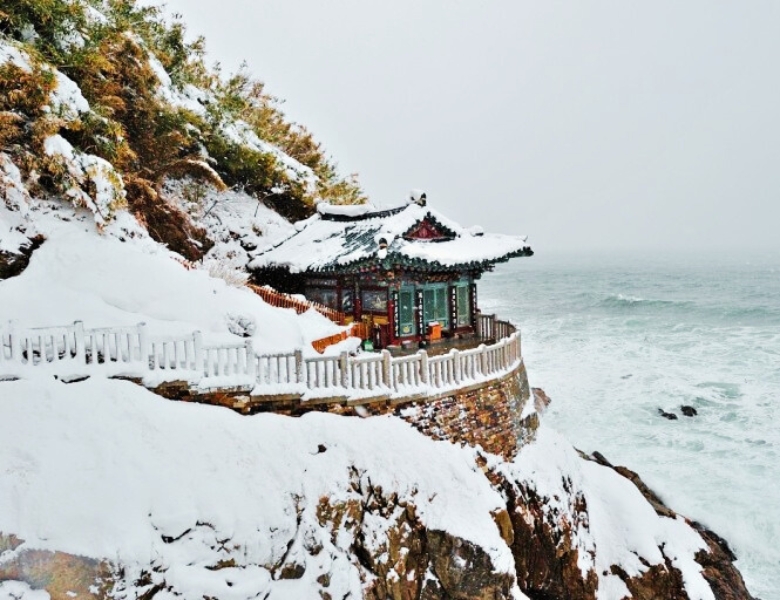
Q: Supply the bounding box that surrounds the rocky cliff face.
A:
[0,438,755,600]
[500,461,754,600]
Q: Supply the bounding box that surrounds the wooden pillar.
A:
[470,282,478,331]
[336,278,343,318]
[415,288,425,343]
[388,289,398,346]
[449,283,457,332]
[354,281,362,321]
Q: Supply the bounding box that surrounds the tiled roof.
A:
[250,202,532,274]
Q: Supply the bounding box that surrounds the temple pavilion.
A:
[250,191,533,350]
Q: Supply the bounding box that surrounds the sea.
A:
[481,251,780,600]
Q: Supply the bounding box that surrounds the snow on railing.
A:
[255,352,299,386]
[0,321,148,369]
[0,320,522,400]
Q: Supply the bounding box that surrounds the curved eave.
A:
[275,246,534,276]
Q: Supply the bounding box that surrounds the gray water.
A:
[481,251,780,599]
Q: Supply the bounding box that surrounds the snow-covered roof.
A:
[250,201,533,274]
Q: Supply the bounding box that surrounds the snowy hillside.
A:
[0,0,364,285]
[0,201,336,354]
[0,373,751,600]
[0,378,518,599]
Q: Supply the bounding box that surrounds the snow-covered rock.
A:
[0,378,754,600]
[43,135,125,226]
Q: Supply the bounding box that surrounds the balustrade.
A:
[0,319,522,400]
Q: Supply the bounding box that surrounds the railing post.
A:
[192,330,203,375]
[479,343,488,376]
[295,349,305,386]
[74,321,86,366]
[339,352,349,388]
[451,349,461,384]
[245,339,256,378]
[136,322,148,367]
[11,325,23,365]
[6,327,14,362]
[418,349,429,385]
[382,350,392,390]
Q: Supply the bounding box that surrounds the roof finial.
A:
[409,189,427,207]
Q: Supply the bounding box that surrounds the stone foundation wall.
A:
[156,361,536,460]
[363,362,534,459]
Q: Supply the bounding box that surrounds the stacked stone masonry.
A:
[156,362,537,460]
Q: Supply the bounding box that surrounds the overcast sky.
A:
[147,1,780,254]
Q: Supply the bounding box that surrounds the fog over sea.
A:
[481,251,780,599]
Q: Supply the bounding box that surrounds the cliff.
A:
[0,377,754,600]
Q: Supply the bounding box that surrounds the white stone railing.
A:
[0,320,522,399]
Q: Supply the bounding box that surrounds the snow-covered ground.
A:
[0,377,518,599]
[0,202,338,356]
[0,372,724,600]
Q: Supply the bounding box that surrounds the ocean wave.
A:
[600,293,694,310]
[598,293,780,325]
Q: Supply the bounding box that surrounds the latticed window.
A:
[423,285,449,328]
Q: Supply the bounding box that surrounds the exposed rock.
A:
[491,508,515,547]
[0,450,757,600]
[531,387,551,414]
[658,408,679,420]
[0,234,44,280]
[56,374,91,384]
[0,535,112,600]
[576,455,756,600]
[426,530,516,600]
[315,476,517,600]
[505,479,598,600]
[125,177,213,262]
[681,405,698,417]
[693,522,755,600]
[0,533,24,553]
[589,451,613,467]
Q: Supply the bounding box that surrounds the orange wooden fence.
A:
[311,322,370,353]
[248,285,345,324]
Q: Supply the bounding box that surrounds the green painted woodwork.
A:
[422,284,449,329]
[399,288,416,336]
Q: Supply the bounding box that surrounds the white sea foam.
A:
[481,252,780,600]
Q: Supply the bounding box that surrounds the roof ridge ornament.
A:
[409,189,427,207]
